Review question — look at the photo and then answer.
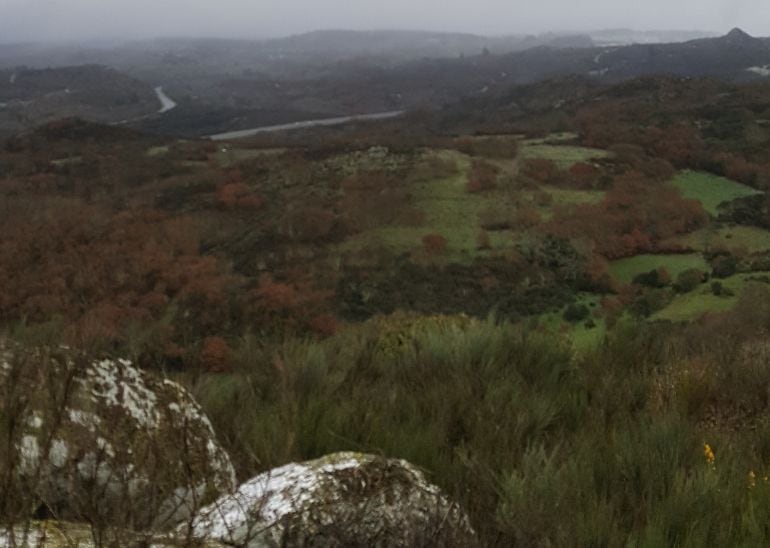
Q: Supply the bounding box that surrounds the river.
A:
[207,110,404,141]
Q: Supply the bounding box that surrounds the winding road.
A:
[154,86,177,113]
[207,110,404,141]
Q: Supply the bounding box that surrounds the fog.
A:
[2,0,769,42]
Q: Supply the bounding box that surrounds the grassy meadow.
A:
[671,171,761,215]
[609,254,710,284]
[665,226,770,254]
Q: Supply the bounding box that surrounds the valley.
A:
[6,23,770,547]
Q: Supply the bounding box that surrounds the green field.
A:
[665,225,770,254]
[339,141,613,263]
[338,150,514,262]
[670,170,761,215]
[652,273,770,322]
[609,254,709,284]
[545,187,606,206]
[536,294,607,353]
[521,132,579,145]
[518,143,610,168]
[215,147,287,167]
[146,146,169,157]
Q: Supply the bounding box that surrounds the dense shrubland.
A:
[8,298,770,545]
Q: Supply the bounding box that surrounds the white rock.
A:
[182,452,478,547]
[0,342,236,530]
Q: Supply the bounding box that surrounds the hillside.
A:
[6,71,770,544]
[4,29,770,137]
[130,28,770,137]
[0,64,158,134]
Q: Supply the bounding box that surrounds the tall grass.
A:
[191,317,770,546]
[6,311,770,545]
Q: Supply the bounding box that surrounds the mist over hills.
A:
[0,28,768,137]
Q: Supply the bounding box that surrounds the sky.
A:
[2,0,769,42]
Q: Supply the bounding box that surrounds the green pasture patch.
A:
[665,226,770,254]
[535,187,606,221]
[215,147,286,167]
[535,294,607,353]
[338,225,512,264]
[146,146,169,157]
[670,170,761,216]
[519,144,610,168]
[50,156,83,166]
[651,274,770,322]
[521,132,579,145]
[545,187,606,206]
[338,150,518,262]
[609,254,709,284]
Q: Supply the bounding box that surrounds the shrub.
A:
[466,160,499,193]
[568,162,599,189]
[511,207,541,230]
[675,269,705,293]
[471,137,519,159]
[200,336,233,372]
[422,233,448,255]
[633,268,671,288]
[477,230,491,250]
[520,158,566,185]
[711,255,738,279]
[630,288,673,317]
[563,303,590,323]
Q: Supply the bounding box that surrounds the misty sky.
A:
[2,0,770,42]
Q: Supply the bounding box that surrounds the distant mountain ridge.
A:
[3,28,770,137]
[261,29,595,57]
[588,28,718,46]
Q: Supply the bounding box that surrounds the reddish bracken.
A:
[200,336,233,373]
[422,233,448,255]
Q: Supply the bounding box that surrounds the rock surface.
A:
[0,342,236,530]
[181,452,479,547]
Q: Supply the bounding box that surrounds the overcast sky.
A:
[2,0,769,42]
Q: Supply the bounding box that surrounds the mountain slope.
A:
[0,64,158,134]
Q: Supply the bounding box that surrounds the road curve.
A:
[154,86,177,114]
[207,110,404,141]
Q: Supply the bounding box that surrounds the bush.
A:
[563,303,590,323]
[200,336,233,372]
[422,233,448,255]
[711,255,738,279]
[466,160,499,193]
[675,268,705,293]
[631,288,673,317]
[711,281,724,296]
[520,158,564,185]
[633,268,671,288]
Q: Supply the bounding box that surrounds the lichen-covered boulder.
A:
[181,452,478,547]
[0,342,236,530]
